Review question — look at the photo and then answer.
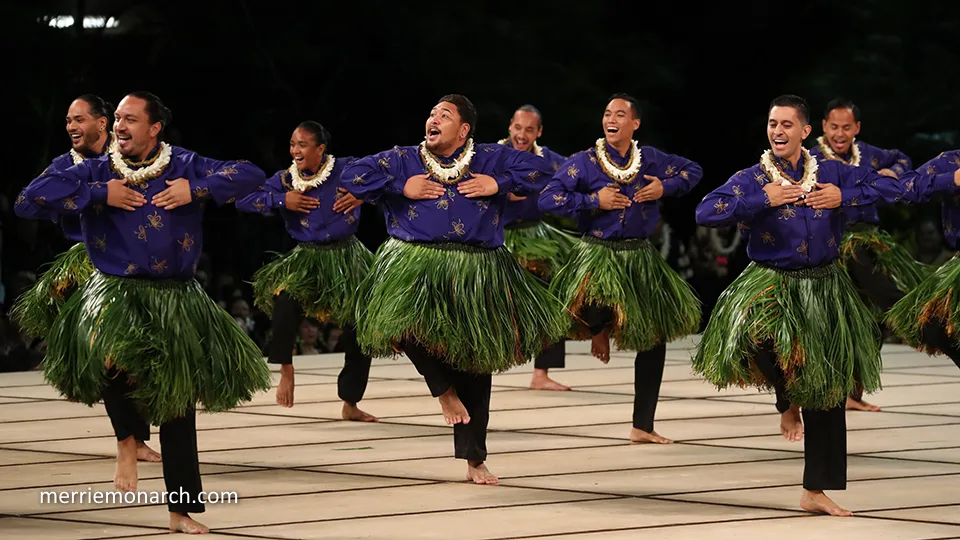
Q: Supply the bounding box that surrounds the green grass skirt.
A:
[354,238,569,373]
[10,242,94,338]
[252,236,373,324]
[840,226,932,294]
[550,236,700,351]
[503,221,577,281]
[886,254,960,354]
[44,271,272,425]
[693,262,882,410]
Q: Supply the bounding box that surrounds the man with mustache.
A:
[539,93,702,444]
[810,98,925,412]
[343,94,567,485]
[498,104,575,391]
[237,121,378,420]
[14,91,271,534]
[887,149,960,370]
[694,94,906,516]
[13,94,161,463]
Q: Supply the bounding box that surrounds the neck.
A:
[785,148,801,169]
[92,132,110,155]
[610,139,631,157]
[434,141,464,158]
[134,141,160,162]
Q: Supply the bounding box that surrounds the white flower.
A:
[817,136,860,167]
[761,147,819,193]
[498,138,543,156]
[595,138,642,183]
[419,139,476,183]
[110,141,173,183]
[289,154,335,191]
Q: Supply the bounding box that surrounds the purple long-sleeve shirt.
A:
[810,137,912,225]
[13,143,265,279]
[500,141,567,225]
[236,156,360,243]
[341,141,548,247]
[695,152,904,269]
[537,141,702,239]
[909,150,960,249]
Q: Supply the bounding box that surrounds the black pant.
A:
[583,305,666,432]
[751,344,847,491]
[533,340,565,370]
[102,370,204,514]
[268,292,372,403]
[403,340,491,462]
[922,320,960,370]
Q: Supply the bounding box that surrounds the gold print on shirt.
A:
[151,257,168,273]
[178,233,195,252]
[62,197,78,211]
[124,263,139,275]
[94,235,107,252]
[796,240,808,255]
[449,219,466,236]
[777,208,797,220]
[714,199,729,214]
[732,185,744,197]
[407,206,419,221]
[761,232,775,245]
[147,211,164,230]
[567,165,580,178]
[135,225,148,241]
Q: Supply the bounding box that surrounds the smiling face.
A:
[113,96,162,160]
[767,105,812,161]
[424,101,470,155]
[822,107,861,155]
[508,110,542,152]
[289,128,326,172]
[601,98,640,151]
[65,99,107,153]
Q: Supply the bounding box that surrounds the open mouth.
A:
[427,126,441,138]
[773,139,788,149]
[69,132,82,143]
[605,126,619,134]
[294,156,304,164]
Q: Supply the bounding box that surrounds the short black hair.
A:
[769,94,810,125]
[608,93,641,120]
[824,97,861,122]
[75,94,114,120]
[514,104,542,127]
[437,94,478,138]
[296,121,331,147]
[123,91,172,140]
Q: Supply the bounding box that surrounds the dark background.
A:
[2,0,958,322]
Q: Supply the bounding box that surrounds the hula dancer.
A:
[499,104,575,391]
[886,150,960,368]
[13,94,161,463]
[14,91,271,533]
[539,93,703,444]
[343,94,567,484]
[237,121,377,419]
[693,95,904,516]
[810,98,926,412]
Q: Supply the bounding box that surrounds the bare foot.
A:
[342,401,378,422]
[114,437,138,492]
[466,461,499,485]
[438,387,470,425]
[136,441,162,462]
[630,428,673,444]
[530,369,570,391]
[780,404,803,442]
[800,490,853,516]
[276,364,295,408]
[846,396,881,412]
[591,329,611,363]
[169,512,210,534]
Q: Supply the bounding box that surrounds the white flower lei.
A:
[289,154,335,191]
[816,135,860,166]
[419,138,475,183]
[498,137,543,157]
[760,147,819,193]
[595,138,642,183]
[110,141,173,183]
[69,133,115,165]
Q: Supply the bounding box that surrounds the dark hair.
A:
[608,93,641,120]
[824,97,861,122]
[76,94,114,120]
[769,94,810,125]
[296,120,331,147]
[123,91,172,140]
[515,104,543,127]
[437,94,478,138]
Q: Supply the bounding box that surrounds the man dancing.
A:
[693,95,904,516]
[539,93,702,444]
[13,94,161,462]
[343,94,567,484]
[810,98,927,411]
[498,104,574,391]
[887,150,960,368]
[14,91,271,533]
[237,121,377,420]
